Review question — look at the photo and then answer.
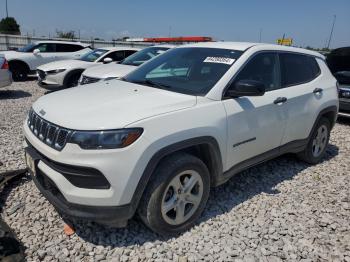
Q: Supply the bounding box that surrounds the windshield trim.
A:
[124,47,243,96]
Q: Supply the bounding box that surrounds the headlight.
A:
[104,77,119,81]
[47,69,66,74]
[69,128,143,150]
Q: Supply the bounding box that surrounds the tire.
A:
[297,117,331,164]
[64,72,82,88]
[138,153,210,236]
[10,62,28,81]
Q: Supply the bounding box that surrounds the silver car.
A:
[0,55,12,88]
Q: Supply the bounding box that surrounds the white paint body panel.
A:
[37,47,140,87]
[81,63,137,80]
[24,42,338,207]
[0,56,12,88]
[0,41,91,71]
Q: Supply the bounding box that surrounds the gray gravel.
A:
[1,80,350,262]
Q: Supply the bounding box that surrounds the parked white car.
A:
[24,42,338,235]
[79,45,174,85]
[0,41,91,81]
[0,55,12,88]
[37,47,140,89]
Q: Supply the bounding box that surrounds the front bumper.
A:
[25,145,134,227]
[37,69,65,89]
[339,86,350,114]
[23,119,151,205]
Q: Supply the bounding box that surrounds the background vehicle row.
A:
[36,47,140,89]
[0,41,92,81]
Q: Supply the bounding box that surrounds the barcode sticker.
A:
[203,57,235,65]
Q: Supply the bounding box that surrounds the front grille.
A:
[80,75,100,85]
[37,69,46,80]
[27,109,71,151]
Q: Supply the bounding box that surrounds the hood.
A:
[0,50,31,60]
[33,80,196,130]
[37,59,94,71]
[83,63,136,79]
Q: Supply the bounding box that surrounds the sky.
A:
[2,0,350,48]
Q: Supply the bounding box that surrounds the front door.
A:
[223,52,288,169]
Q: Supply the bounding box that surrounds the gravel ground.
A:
[0,80,349,262]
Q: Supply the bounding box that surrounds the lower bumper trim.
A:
[25,146,134,227]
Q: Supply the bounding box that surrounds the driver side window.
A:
[235,53,280,91]
[35,43,55,53]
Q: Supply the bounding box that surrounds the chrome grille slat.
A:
[27,110,70,151]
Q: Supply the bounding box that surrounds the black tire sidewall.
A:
[64,72,82,88]
[305,118,331,164]
[139,153,210,236]
[12,66,27,81]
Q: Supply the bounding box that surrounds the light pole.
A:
[327,15,336,49]
[6,0,9,17]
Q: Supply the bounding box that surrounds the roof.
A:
[181,42,260,51]
[179,41,324,59]
[150,44,177,49]
[98,46,141,51]
[34,40,90,47]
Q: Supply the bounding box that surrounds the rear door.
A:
[278,53,325,145]
[55,43,86,60]
[223,52,289,168]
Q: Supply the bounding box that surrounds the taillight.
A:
[1,58,9,70]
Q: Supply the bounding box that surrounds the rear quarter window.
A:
[280,53,321,87]
[56,44,84,52]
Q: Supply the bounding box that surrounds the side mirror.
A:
[226,80,265,97]
[33,49,40,55]
[103,57,113,64]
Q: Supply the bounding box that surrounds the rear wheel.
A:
[138,153,210,236]
[9,62,28,81]
[298,117,331,164]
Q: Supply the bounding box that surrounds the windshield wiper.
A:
[132,79,172,90]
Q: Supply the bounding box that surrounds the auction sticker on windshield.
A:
[203,57,235,65]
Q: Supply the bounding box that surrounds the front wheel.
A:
[298,117,331,164]
[138,153,210,236]
[64,72,82,88]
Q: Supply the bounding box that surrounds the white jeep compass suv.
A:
[24,42,338,235]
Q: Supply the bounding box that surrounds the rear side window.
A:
[280,53,320,87]
[103,51,125,61]
[125,50,138,57]
[56,44,84,52]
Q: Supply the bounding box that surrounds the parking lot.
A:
[0,80,348,261]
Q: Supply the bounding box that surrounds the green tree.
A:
[0,17,20,35]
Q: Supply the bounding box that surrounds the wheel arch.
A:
[129,136,223,212]
[63,68,85,87]
[307,105,338,143]
[8,59,30,72]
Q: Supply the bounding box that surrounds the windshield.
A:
[80,49,108,62]
[18,43,36,52]
[121,46,169,66]
[124,47,243,96]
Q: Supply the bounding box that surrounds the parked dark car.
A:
[326,47,350,116]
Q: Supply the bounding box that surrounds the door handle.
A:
[274,97,287,104]
[313,88,323,94]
